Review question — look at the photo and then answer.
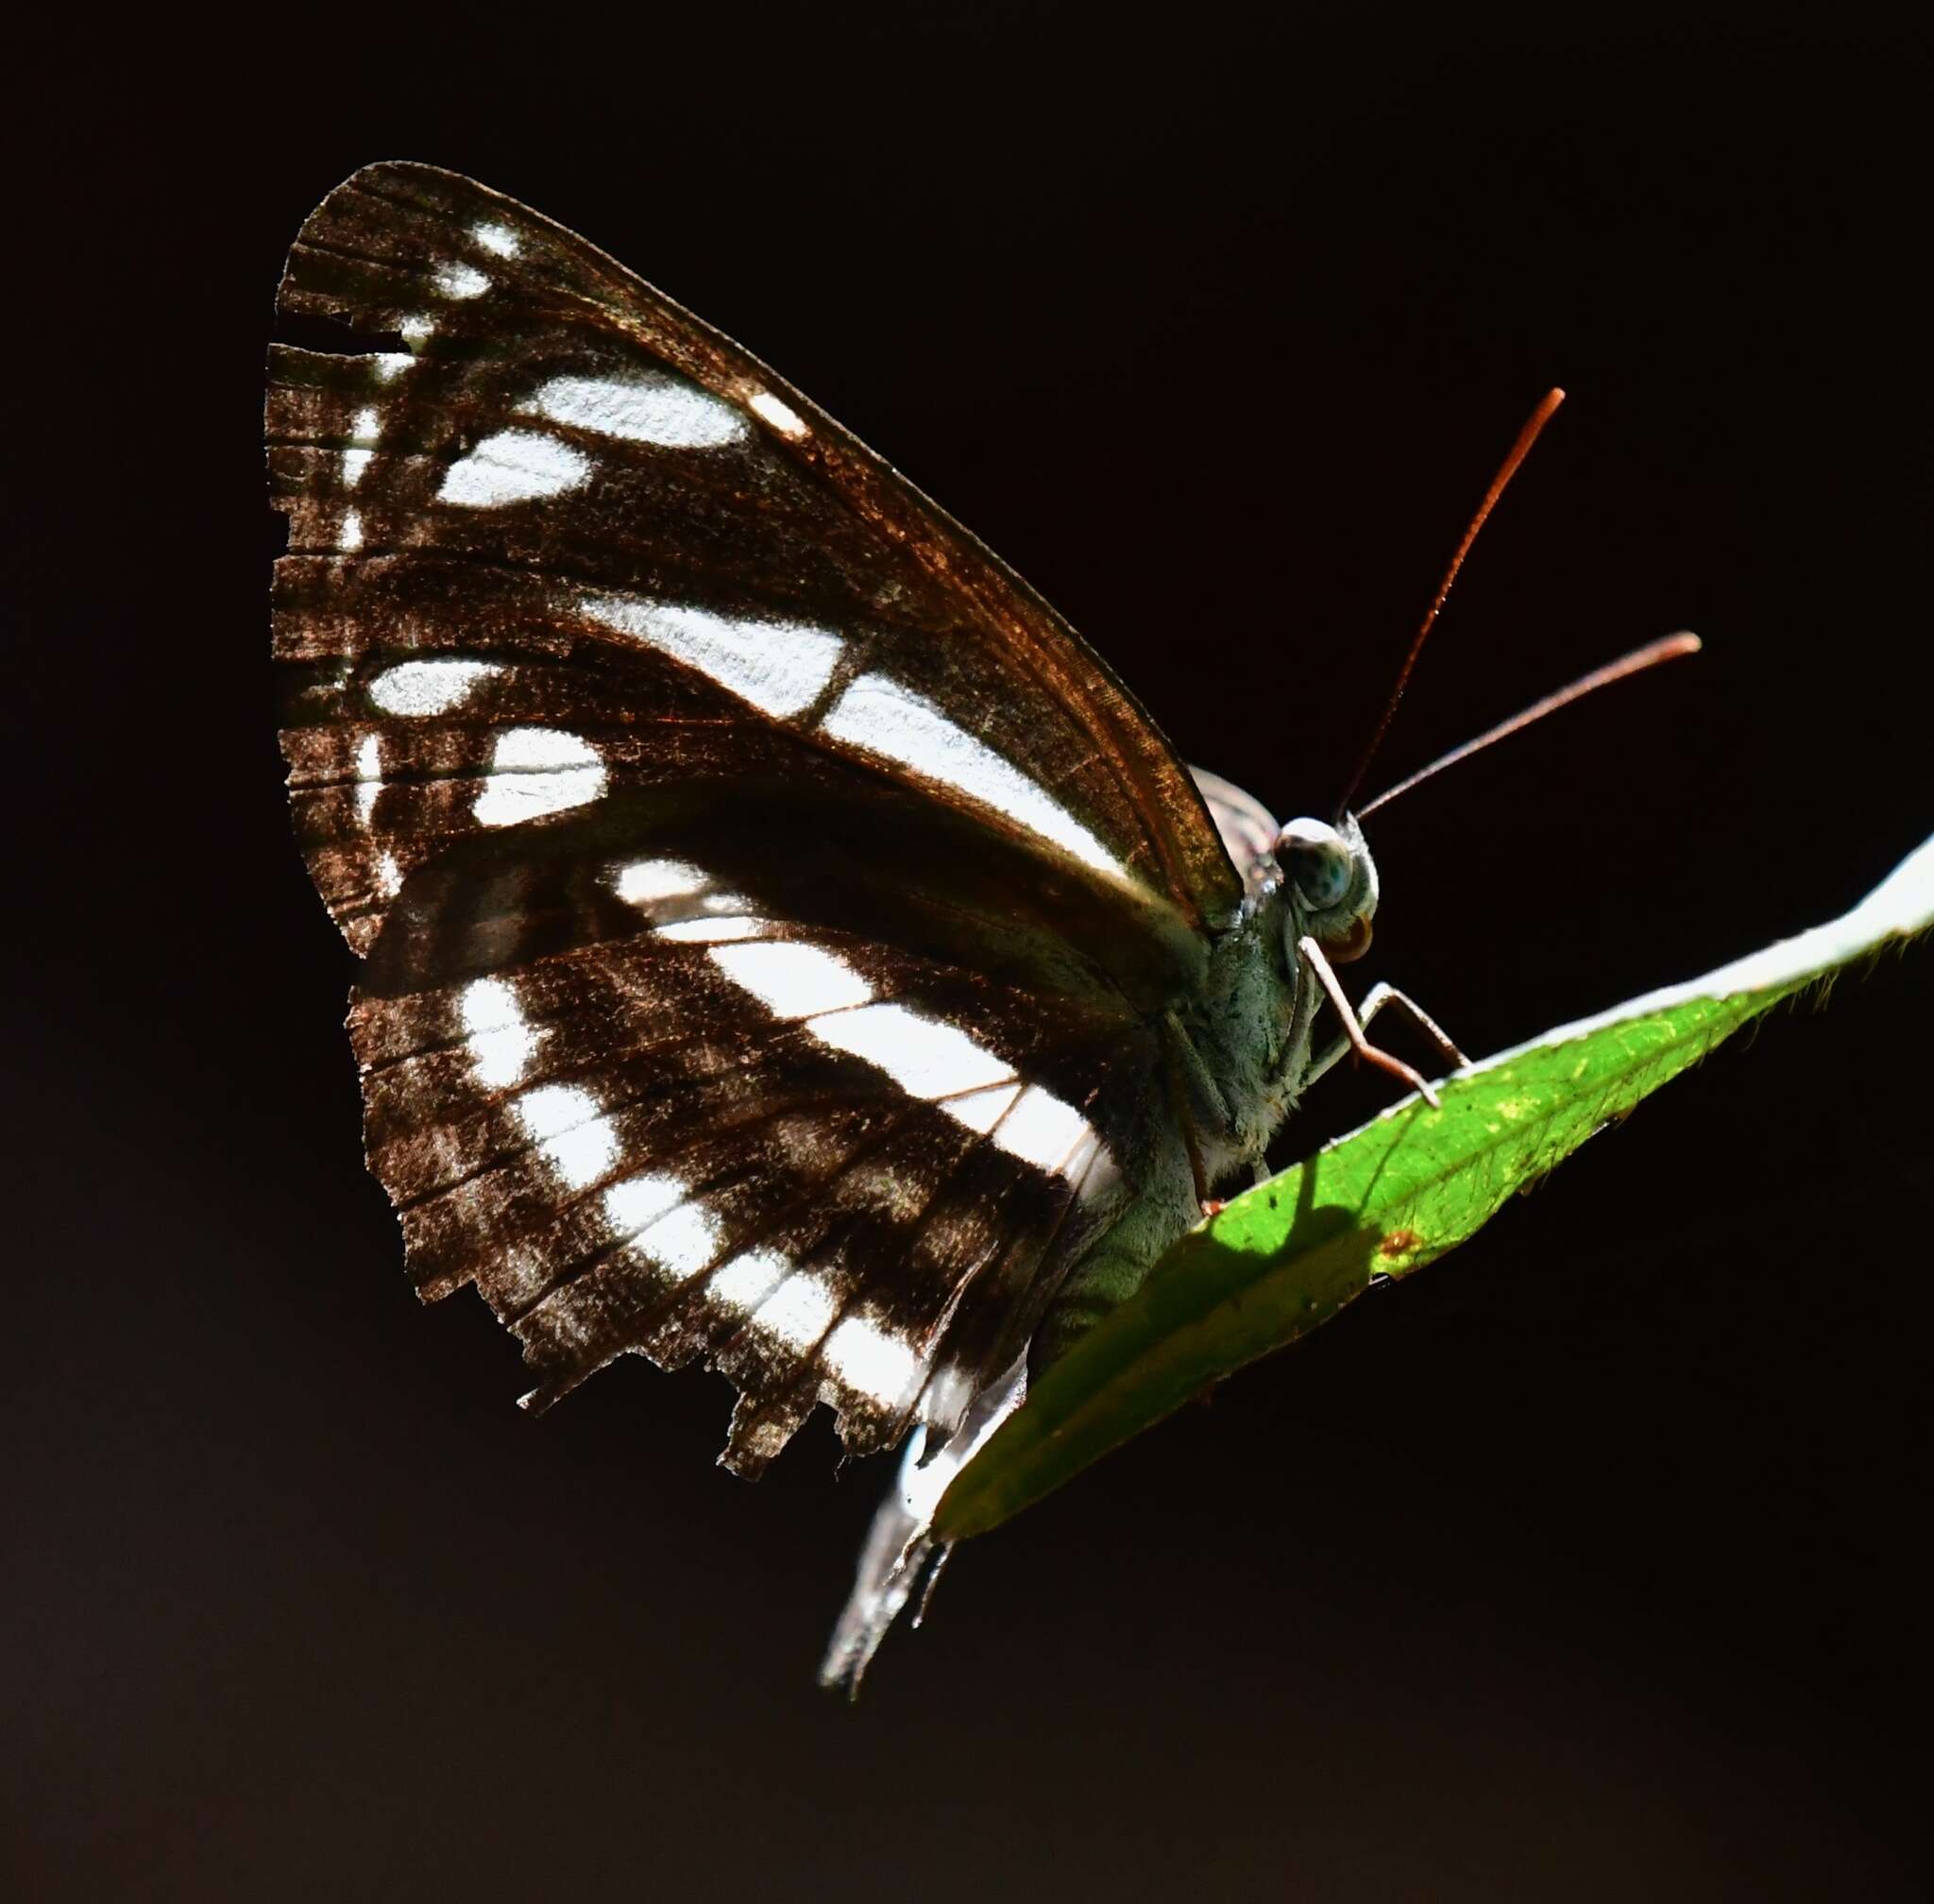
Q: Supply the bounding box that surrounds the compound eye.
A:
[1275,818,1352,911]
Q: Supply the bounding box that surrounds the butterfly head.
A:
[1274,813,1378,963]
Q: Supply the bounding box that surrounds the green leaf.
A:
[934,833,1934,1544]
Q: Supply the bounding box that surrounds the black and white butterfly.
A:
[269,163,1466,1686]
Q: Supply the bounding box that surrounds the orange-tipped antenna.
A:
[1333,386,1568,821]
[1357,632,1703,817]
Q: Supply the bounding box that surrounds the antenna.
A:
[1332,387,1567,821]
[1357,632,1702,817]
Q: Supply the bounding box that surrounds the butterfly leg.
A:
[1334,981,1468,1074]
[1298,937,1442,1108]
[1159,1011,1230,1214]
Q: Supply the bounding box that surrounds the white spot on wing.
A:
[434,261,491,299]
[710,942,874,1018]
[753,1270,839,1352]
[940,1080,1023,1134]
[513,1084,616,1190]
[806,1002,1013,1100]
[602,1172,686,1239]
[374,850,402,898]
[355,733,381,824]
[520,373,748,449]
[460,976,540,1088]
[634,1199,721,1276]
[710,1248,791,1318]
[343,406,382,487]
[747,390,808,438]
[990,1082,1090,1174]
[599,1168,715,1269]
[471,221,520,258]
[367,658,503,716]
[823,1313,921,1405]
[399,315,435,348]
[371,353,412,382]
[820,673,1120,876]
[458,976,523,1033]
[440,431,592,507]
[473,727,607,826]
[339,508,364,552]
[611,858,709,905]
[579,594,842,719]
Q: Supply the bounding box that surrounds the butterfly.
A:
[269,163,1664,1688]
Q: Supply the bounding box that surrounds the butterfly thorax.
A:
[1168,886,1315,1182]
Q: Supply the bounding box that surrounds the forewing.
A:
[269,162,1243,958]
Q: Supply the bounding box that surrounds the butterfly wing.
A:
[1190,765,1281,900]
[270,163,1241,1467]
[271,162,1242,952]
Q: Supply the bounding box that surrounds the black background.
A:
[7,7,1930,1899]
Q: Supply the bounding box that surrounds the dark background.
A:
[7,7,1929,1898]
